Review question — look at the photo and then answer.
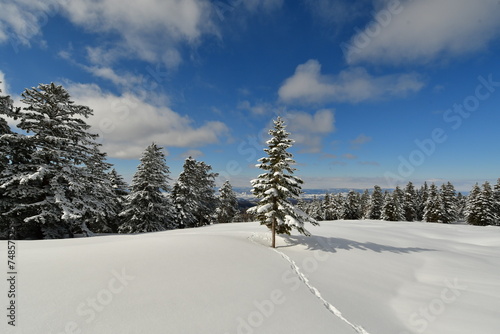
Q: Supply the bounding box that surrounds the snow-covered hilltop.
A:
[1,220,499,334]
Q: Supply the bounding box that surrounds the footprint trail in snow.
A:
[249,233,370,334]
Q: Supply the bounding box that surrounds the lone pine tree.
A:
[247,117,317,248]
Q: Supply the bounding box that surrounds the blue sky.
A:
[1,0,500,191]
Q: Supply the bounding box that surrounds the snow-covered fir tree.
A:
[322,193,336,220]
[423,183,442,223]
[215,180,239,224]
[171,157,218,228]
[81,150,119,234]
[109,168,129,198]
[343,190,361,220]
[465,184,481,225]
[416,182,429,221]
[331,193,345,220]
[493,179,500,225]
[306,196,323,221]
[456,192,467,221]
[332,193,345,220]
[381,191,404,221]
[439,182,457,224]
[393,186,404,208]
[247,117,317,247]
[1,83,114,239]
[0,87,14,238]
[193,160,219,225]
[466,182,496,226]
[403,182,417,222]
[367,185,383,220]
[360,189,370,219]
[107,168,130,232]
[119,143,173,233]
[171,157,198,228]
[478,181,496,225]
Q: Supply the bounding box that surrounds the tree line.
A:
[0,83,238,239]
[297,180,500,226]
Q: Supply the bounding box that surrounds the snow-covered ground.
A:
[1,220,499,334]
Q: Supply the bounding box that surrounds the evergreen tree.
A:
[465,184,480,225]
[215,180,239,224]
[193,160,219,226]
[1,83,114,239]
[100,168,129,233]
[247,117,317,247]
[493,179,500,225]
[423,183,442,223]
[403,182,417,222]
[416,182,429,221]
[381,191,404,221]
[0,86,14,238]
[330,193,345,220]
[119,143,173,233]
[367,185,383,220]
[360,189,370,219]
[82,150,118,234]
[456,192,467,221]
[466,182,496,226]
[308,196,324,221]
[172,157,199,228]
[322,192,336,220]
[172,157,218,228]
[478,181,496,225]
[342,190,361,220]
[439,182,457,224]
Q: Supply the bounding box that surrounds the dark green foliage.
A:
[367,185,383,220]
[171,156,218,228]
[215,180,239,224]
[119,143,173,233]
[381,191,404,221]
[403,182,417,222]
[1,83,115,239]
[343,190,361,220]
[466,182,496,226]
[423,183,441,223]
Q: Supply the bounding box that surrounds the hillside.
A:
[1,221,499,334]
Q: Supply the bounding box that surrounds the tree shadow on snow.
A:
[280,234,435,255]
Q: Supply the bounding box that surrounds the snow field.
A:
[1,220,499,334]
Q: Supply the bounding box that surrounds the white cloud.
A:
[303,0,368,28]
[61,0,216,68]
[180,149,204,160]
[67,83,229,159]
[350,134,372,149]
[284,109,335,153]
[343,153,357,160]
[237,100,273,115]
[345,0,500,65]
[0,71,7,95]
[279,59,424,104]
[84,66,144,88]
[302,176,389,190]
[0,0,57,48]
[0,0,217,68]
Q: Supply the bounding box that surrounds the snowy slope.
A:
[1,221,499,334]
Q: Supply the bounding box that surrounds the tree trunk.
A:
[271,216,276,248]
